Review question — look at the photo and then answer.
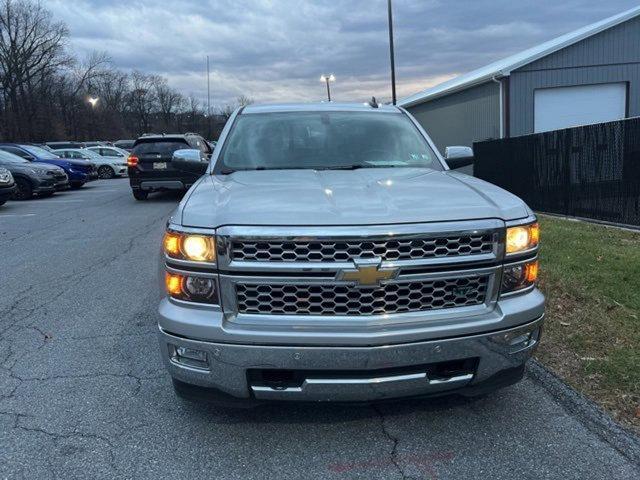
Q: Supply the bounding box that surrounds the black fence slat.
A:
[473,118,640,227]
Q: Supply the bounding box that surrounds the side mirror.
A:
[172,149,209,175]
[444,146,474,169]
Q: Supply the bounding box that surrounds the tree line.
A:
[0,0,251,142]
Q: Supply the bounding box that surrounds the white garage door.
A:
[534,83,627,133]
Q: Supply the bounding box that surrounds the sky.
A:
[48,0,639,108]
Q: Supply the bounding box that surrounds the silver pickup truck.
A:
[158,102,544,405]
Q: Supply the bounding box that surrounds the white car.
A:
[85,145,130,160]
[53,148,128,179]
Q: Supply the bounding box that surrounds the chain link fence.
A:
[474,118,640,227]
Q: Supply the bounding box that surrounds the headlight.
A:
[501,259,538,295]
[0,169,12,184]
[506,222,539,254]
[163,231,216,262]
[165,272,218,304]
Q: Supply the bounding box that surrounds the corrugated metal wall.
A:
[405,81,501,154]
[510,15,640,136]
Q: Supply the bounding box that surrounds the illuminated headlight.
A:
[163,231,216,263]
[165,272,218,304]
[501,259,539,295]
[506,222,539,254]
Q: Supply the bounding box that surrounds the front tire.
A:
[132,190,148,201]
[98,165,115,179]
[13,178,33,200]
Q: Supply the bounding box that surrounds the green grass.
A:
[536,216,640,430]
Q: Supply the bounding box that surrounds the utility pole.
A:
[206,55,211,139]
[387,0,397,105]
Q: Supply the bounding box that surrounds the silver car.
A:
[157,102,544,405]
[53,148,128,179]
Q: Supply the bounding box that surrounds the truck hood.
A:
[178,168,532,228]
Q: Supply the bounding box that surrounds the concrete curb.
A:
[527,359,640,465]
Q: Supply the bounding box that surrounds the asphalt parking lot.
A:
[1,179,638,479]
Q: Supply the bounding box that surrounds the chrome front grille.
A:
[231,234,494,263]
[236,276,489,316]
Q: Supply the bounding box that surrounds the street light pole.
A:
[206,55,211,139]
[387,0,397,105]
[320,74,335,102]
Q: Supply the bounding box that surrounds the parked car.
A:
[0,149,69,199]
[157,102,544,405]
[53,148,127,179]
[127,133,212,200]
[0,144,97,189]
[85,145,130,158]
[45,141,83,150]
[0,167,16,205]
[114,139,135,151]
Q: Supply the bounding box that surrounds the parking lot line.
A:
[0,213,36,217]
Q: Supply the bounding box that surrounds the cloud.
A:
[47,0,639,106]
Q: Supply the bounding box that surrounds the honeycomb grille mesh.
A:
[236,276,489,316]
[231,234,494,263]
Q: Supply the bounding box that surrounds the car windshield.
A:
[0,150,29,164]
[218,111,442,171]
[22,145,60,159]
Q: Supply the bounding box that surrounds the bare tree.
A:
[125,71,157,135]
[153,76,184,131]
[218,95,254,122]
[0,0,71,139]
[0,0,251,141]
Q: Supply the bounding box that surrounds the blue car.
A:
[0,144,98,189]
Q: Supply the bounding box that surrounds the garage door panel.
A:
[534,83,626,133]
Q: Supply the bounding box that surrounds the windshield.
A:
[218,112,442,171]
[21,145,60,159]
[0,150,29,164]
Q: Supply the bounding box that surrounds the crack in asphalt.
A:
[372,404,418,480]
[0,207,169,346]
[11,413,121,477]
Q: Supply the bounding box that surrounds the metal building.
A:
[399,7,640,153]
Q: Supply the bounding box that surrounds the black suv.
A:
[127,134,212,201]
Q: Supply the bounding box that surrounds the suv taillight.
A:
[127,155,138,167]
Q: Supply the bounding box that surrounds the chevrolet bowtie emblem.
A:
[337,258,399,287]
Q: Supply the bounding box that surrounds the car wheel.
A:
[70,182,85,189]
[132,190,149,201]
[98,165,115,179]
[13,178,33,200]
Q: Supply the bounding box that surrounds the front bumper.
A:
[159,315,543,403]
[32,178,56,194]
[54,178,70,190]
[0,183,16,201]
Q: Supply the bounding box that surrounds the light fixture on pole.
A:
[88,97,99,108]
[320,74,335,102]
